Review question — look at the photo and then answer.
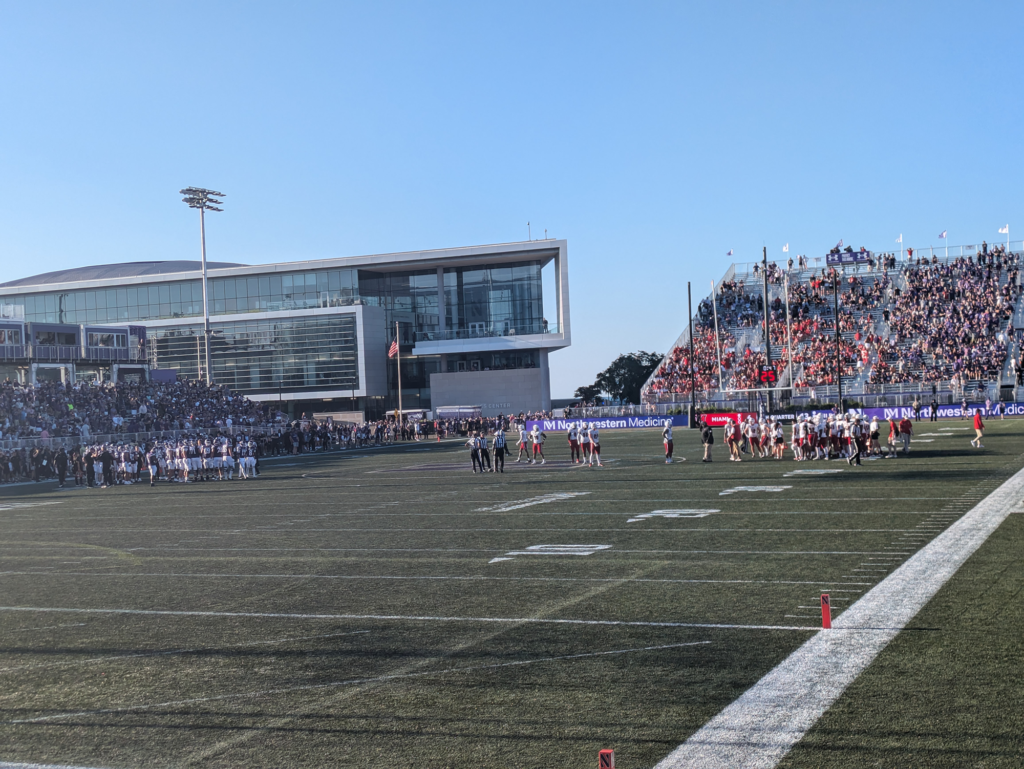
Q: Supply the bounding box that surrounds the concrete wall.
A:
[429,368,549,416]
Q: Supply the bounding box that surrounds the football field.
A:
[1,422,1023,768]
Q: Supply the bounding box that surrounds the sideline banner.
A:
[526,414,688,432]
[699,412,753,427]
[795,402,1022,421]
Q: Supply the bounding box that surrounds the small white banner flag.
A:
[726,249,734,256]
[782,243,789,252]
[896,234,902,243]
[938,230,947,239]
[999,225,1009,234]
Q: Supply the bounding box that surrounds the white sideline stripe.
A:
[654,464,1024,769]
[0,606,815,632]
[7,641,714,725]
[0,763,113,769]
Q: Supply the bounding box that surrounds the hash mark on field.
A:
[474,492,591,512]
[627,509,718,523]
[0,501,66,511]
[719,486,792,496]
[491,544,612,562]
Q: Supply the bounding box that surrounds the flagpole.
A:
[711,280,723,395]
[395,321,403,421]
[784,273,794,394]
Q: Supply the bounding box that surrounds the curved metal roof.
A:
[0,261,246,289]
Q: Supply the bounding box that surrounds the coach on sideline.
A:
[700,419,714,462]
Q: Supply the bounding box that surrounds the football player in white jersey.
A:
[662,419,674,463]
[146,445,159,487]
[529,426,547,465]
[744,417,759,460]
[568,423,581,464]
[516,423,530,463]
[220,438,235,480]
[587,424,603,467]
[578,421,591,463]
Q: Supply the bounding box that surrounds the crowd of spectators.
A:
[874,249,1020,385]
[0,379,270,440]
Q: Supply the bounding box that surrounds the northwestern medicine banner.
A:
[828,402,1024,421]
[526,414,689,432]
[525,403,1019,434]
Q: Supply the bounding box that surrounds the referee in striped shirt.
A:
[491,427,506,473]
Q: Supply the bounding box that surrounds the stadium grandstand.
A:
[643,241,1024,410]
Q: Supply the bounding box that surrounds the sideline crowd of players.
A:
[15,435,264,490]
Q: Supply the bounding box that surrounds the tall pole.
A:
[762,246,772,413]
[199,207,212,385]
[395,320,403,421]
[834,272,844,413]
[687,281,696,423]
[711,279,723,395]
[784,273,794,395]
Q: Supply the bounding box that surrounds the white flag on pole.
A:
[999,225,1009,234]
[938,230,947,239]
[726,249,734,256]
[896,234,902,244]
[782,243,789,252]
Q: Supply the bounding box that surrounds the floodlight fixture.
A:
[180,186,226,385]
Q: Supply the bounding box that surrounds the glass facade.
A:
[148,316,359,395]
[357,269,440,343]
[445,350,539,373]
[442,262,547,339]
[14,268,361,324]
[7,261,551,339]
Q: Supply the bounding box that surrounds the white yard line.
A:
[654,464,1024,769]
[110,547,917,556]
[0,605,816,632]
[0,571,873,586]
[0,763,114,769]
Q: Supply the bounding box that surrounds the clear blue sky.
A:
[1,2,1021,397]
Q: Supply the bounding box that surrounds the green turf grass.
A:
[0,421,1020,768]
[777,478,1024,768]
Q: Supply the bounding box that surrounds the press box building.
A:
[0,240,571,419]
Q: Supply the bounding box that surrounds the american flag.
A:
[388,340,399,358]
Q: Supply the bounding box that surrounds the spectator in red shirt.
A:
[898,416,913,454]
[971,410,985,449]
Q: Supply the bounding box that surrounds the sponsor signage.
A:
[699,412,752,427]
[796,402,1020,421]
[695,412,797,427]
[826,249,872,266]
[526,414,688,432]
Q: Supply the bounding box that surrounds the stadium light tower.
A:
[180,187,225,385]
